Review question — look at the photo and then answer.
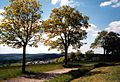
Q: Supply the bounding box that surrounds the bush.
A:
[53,57,65,63]
[63,63,81,68]
[68,52,76,62]
[93,62,115,68]
[53,50,84,64]
[84,50,94,60]
[68,51,84,62]
[84,53,93,60]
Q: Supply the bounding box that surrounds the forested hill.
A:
[0,53,63,63]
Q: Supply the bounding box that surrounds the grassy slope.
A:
[72,65,120,82]
[0,64,63,80]
[48,65,95,82]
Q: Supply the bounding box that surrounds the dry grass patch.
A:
[72,65,120,82]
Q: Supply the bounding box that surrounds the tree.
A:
[85,50,94,60]
[75,50,83,61]
[85,50,94,54]
[90,31,108,54]
[43,6,89,65]
[104,32,120,54]
[0,0,42,73]
[90,31,120,54]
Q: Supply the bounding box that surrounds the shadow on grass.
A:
[83,62,120,77]
[86,70,108,76]
[23,71,61,80]
[63,63,82,68]
[49,65,94,82]
[49,62,120,82]
[20,62,120,81]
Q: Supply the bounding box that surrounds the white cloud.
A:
[112,2,120,7]
[0,44,60,54]
[51,0,79,7]
[111,0,119,3]
[87,24,98,32]
[82,24,100,37]
[0,9,5,13]
[100,1,112,7]
[80,44,90,53]
[51,0,59,5]
[60,0,69,6]
[100,0,120,8]
[0,9,5,24]
[105,21,120,33]
[0,15,4,21]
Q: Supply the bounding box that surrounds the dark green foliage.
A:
[53,51,84,64]
[91,31,120,54]
[84,50,94,60]
[104,32,120,54]
[68,52,76,62]
[63,63,81,68]
[53,57,65,64]
[85,50,94,54]
[68,51,84,62]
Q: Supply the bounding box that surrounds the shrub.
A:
[53,57,65,63]
[84,50,94,60]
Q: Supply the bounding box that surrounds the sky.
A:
[0,0,120,54]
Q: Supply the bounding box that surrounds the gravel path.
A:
[3,68,78,82]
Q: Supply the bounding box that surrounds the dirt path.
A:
[3,68,78,82]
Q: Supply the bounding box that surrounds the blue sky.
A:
[0,0,120,54]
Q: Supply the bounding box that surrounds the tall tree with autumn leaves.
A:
[0,0,42,73]
[43,6,89,65]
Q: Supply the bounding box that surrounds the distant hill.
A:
[0,53,63,64]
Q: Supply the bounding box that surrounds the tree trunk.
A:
[104,48,106,55]
[22,44,27,73]
[64,46,68,65]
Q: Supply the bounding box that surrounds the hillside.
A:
[72,65,120,82]
[0,53,63,65]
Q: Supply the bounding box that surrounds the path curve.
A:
[3,68,78,82]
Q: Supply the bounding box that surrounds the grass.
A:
[48,62,120,82]
[71,65,120,82]
[0,64,63,81]
[26,64,64,73]
[0,66,22,81]
[1,61,120,82]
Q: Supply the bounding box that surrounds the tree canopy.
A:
[43,6,89,65]
[0,0,42,73]
[91,31,120,54]
[104,32,120,54]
